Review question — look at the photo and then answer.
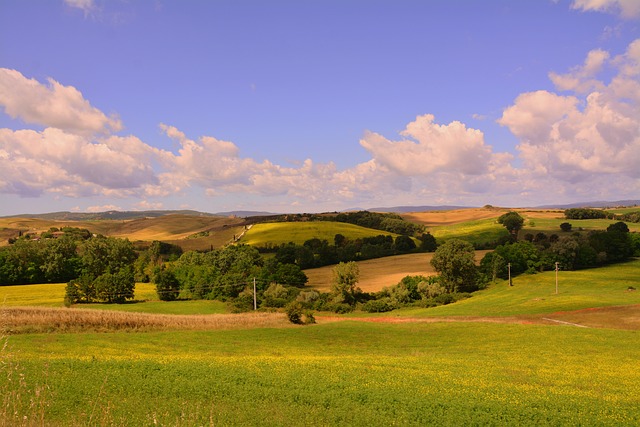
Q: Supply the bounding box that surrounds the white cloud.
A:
[2,35,639,211]
[499,39,640,184]
[0,128,162,197]
[572,0,640,19]
[549,49,609,93]
[0,68,121,135]
[359,114,499,176]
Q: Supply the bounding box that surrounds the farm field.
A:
[2,208,640,425]
[404,207,640,245]
[0,215,245,250]
[3,320,639,426]
[240,221,407,247]
[305,250,490,293]
[2,260,640,425]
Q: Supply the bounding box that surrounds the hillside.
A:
[0,214,246,250]
[239,221,411,247]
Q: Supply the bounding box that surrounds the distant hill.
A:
[368,205,473,213]
[534,200,640,209]
[1,210,218,221]
[214,211,277,218]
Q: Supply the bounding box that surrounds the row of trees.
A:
[480,222,638,281]
[564,207,640,223]
[267,233,437,270]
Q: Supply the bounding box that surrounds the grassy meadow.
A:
[2,259,640,425]
[2,207,640,426]
[3,320,639,426]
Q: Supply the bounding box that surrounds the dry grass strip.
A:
[1,306,290,334]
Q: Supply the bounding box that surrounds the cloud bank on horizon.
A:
[0,0,639,214]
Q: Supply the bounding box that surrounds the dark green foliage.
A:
[498,211,524,241]
[285,301,304,324]
[430,239,479,293]
[564,208,607,220]
[154,269,181,301]
[332,211,424,235]
[361,298,395,313]
[93,267,135,303]
[607,221,629,233]
[62,236,137,304]
[480,251,507,281]
[618,210,640,223]
[394,235,416,252]
[560,222,572,232]
[419,232,438,252]
[331,261,361,305]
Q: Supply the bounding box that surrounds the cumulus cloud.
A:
[0,128,162,197]
[359,114,498,176]
[549,49,609,93]
[499,39,640,184]
[572,0,640,19]
[0,68,121,135]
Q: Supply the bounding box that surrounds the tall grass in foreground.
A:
[2,322,639,426]
[3,306,289,334]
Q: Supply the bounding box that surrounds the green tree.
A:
[480,251,507,282]
[394,235,416,253]
[330,261,361,305]
[430,239,479,293]
[419,232,438,252]
[498,212,525,241]
[154,269,181,301]
[560,222,572,232]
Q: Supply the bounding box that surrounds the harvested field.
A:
[402,207,564,226]
[305,251,490,292]
[1,306,289,333]
[401,208,505,226]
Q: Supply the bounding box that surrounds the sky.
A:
[0,0,639,216]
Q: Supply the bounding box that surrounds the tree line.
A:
[264,232,437,269]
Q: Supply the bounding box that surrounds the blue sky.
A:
[1,0,639,215]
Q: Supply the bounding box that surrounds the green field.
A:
[3,321,639,426]
[240,221,405,247]
[430,217,508,245]
[2,260,640,425]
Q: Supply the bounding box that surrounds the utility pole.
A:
[555,262,559,295]
[253,277,257,310]
[508,263,512,286]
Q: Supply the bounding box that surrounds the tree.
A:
[394,235,416,253]
[430,239,479,293]
[419,232,437,252]
[330,261,361,305]
[154,269,181,301]
[607,221,629,233]
[560,222,572,232]
[480,251,507,282]
[498,212,525,241]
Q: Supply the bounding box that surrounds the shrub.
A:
[285,301,304,324]
[361,298,395,313]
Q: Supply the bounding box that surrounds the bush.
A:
[285,301,304,324]
[361,298,395,313]
[560,222,572,232]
